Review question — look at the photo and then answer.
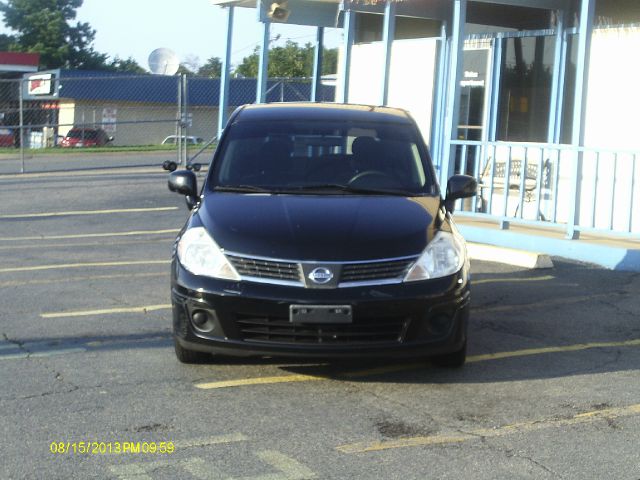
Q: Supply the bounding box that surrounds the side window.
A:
[410,144,426,186]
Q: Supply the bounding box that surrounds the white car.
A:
[161,135,204,146]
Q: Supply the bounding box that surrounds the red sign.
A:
[27,73,53,95]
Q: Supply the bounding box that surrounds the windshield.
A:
[209,120,437,196]
[67,129,98,139]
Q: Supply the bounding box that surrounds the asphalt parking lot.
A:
[0,150,179,175]
[1,158,639,480]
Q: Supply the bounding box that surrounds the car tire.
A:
[431,340,467,368]
[174,336,211,364]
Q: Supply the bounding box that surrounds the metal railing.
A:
[450,139,640,238]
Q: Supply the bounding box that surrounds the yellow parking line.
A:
[194,363,424,390]
[40,304,171,319]
[0,228,179,242]
[194,338,640,390]
[0,272,166,288]
[473,275,555,285]
[477,291,622,313]
[466,338,640,363]
[255,450,318,479]
[195,374,327,390]
[0,259,169,274]
[0,206,178,219]
[338,436,469,453]
[336,403,640,453]
[340,363,425,378]
[173,433,249,449]
[0,238,172,252]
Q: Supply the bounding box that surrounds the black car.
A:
[168,103,477,366]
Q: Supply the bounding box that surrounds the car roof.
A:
[232,102,414,125]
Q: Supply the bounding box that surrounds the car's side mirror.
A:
[168,170,199,210]
[444,174,477,213]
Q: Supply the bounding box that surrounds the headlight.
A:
[177,227,240,281]
[404,231,465,281]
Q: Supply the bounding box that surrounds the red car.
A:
[60,127,113,147]
[0,128,15,147]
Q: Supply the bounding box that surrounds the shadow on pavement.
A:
[9,260,639,386]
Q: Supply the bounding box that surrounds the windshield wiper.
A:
[291,184,415,196]
[214,184,418,196]
[214,185,273,193]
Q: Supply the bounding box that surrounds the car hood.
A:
[196,193,443,261]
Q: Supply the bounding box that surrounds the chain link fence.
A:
[0,73,335,174]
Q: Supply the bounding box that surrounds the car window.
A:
[164,136,202,145]
[67,129,98,139]
[210,120,437,195]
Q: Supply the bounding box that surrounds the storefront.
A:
[211,0,640,240]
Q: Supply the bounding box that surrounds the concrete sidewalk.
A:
[456,214,640,272]
[467,242,554,269]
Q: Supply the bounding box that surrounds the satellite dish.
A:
[148,48,180,75]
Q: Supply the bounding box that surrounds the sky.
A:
[0,0,341,72]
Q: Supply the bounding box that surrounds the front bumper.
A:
[171,260,470,358]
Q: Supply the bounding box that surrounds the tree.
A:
[0,33,14,51]
[0,0,107,69]
[234,48,259,78]
[198,57,222,78]
[106,56,147,74]
[234,41,338,78]
[321,48,338,76]
[181,54,200,73]
[176,64,194,76]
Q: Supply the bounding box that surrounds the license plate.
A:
[289,305,353,324]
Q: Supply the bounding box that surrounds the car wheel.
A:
[174,336,211,364]
[431,340,467,368]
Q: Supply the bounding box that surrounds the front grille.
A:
[341,258,416,283]
[225,253,417,287]
[236,314,407,344]
[226,255,302,282]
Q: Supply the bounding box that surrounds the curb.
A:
[467,242,554,269]
[458,223,639,272]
